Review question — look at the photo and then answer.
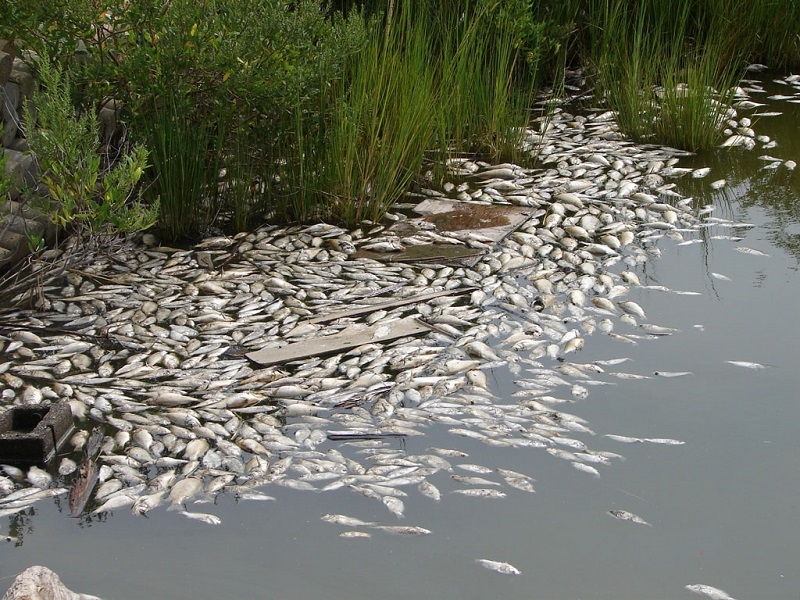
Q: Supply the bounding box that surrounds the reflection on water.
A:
[3,75,800,599]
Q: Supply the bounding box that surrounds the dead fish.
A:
[710,272,732,281]
[653,371,693,377]
[609,372,652,380]
[132,491,165,515]
[644,438,685,445]
[451,488,507,499]
[167,477,204,510]
[373,525,432,535]
[476,559,521,575]
[685,584,738,600]
[618,301,646,318]
[608,509,651,525]
[571,462,600,477]
[321,514,376,527]
[726,360,767,369]
[733,246,769,256]
[26,466,52,489]
[504,477,535,493]
[604,434,643,443]
[339,531,371,538]
[451,475,501,487]
[417,480,441,502]
[58,458,78,476]
[178,510,221,525]
[382,496,405,519]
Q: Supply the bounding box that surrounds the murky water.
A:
[3,77,800,600]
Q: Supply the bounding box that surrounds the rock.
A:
[2,82,20,146]
[0,40,16,58]
[98,106,117,142]
[10,62,35,100]
[3,148,38,198]
[8,137,28,152]
[0,51,12,87]
[2,565,103,600]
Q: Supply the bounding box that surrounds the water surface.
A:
[3,77,800,600]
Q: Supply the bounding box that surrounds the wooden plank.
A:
[303,286,476,325]
[246,316,428,366]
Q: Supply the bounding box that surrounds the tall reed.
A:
[436,1,535,164]
[140,97,224,241]
[321,3,437,224]
[587,0,744,151]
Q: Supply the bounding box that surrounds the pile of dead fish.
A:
[0,73,787,569]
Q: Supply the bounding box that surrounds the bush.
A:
[23,57,158,237]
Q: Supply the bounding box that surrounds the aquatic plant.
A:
[587,0,744,151]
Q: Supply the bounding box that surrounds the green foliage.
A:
[585,0,745,151]
[323,6,437,224]
[0,145,12,202]
[24,57,158,236]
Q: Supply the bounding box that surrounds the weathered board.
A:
[246,316,428,366]
[303,286,476,325]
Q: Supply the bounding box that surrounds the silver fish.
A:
[178,510,221,525]
[733,246,769,257]
[476,559,521,575]
[685,584,738,600]
[451,488,507,499]
[726,360,767,369]
[608,509,651,525]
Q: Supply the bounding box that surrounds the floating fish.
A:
[608,509,651,525]
[734,246,770,257]
[653,371,693,378]
[685,583,738,600]
[476,559,521,575]
[644,438,685,445]
[726,360,767,369]
[178,510,221,525]
[451,488,507,499]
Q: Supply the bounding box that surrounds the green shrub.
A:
[23,57,158,237]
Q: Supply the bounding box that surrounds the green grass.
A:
[140,96,224,241]
[586,0,746,151]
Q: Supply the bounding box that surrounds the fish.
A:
[178,510,222,525]
[321,514,376,527]
[604,434,643,443]
[734,246,769,256]
[571,462,600,477]
[608,509,651,525]
[644,438,685,445]
[685,584,738,600]
[476,559,521,575]
[339,531,371,538]
[373,525,432,535]
[726,360,767,369]
[167,477,204,510]
[417,481,441,502]
[451,488,507,499]
[382,496,405,519]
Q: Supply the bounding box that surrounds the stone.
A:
[8,137,28,152]
[98,106,117,142]
[2,82,20,146]
[0,51,12,86]
[0,40,16,58]
[3,148,38,198]
[10,62,35,100]
[1,565,102,600]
